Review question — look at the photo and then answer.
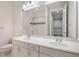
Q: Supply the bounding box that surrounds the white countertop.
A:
[13,36,79,54]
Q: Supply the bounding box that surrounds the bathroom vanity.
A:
[12,36,79,57]
[12,2,78,57]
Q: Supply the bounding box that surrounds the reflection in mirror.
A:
[22,1,77,39]
[49,7,68,38]
[51,10,63,36]
[47,1,68,38]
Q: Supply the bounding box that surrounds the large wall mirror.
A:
[22,1,77,39]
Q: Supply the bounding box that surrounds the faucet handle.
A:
[56,38,62,42]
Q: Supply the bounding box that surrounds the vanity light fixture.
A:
[22,1,57,11]
[22,1,40,11]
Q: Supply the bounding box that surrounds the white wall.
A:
[68,1,76,39]
[0,2,13,46]
[77,1,79,39]
[12,2,24,36]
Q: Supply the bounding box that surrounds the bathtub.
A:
[0,44,12,57]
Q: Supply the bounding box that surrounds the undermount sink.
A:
[49,42,68,47]
[49,39,69,47]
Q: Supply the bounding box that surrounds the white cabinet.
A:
[12,40,28,48]
[40,53,50,57]
[40,46,79,57]
[12,40,29,57]
[12,39,79,57]
[12,40,39,57]
[12,44,28,57]
[29,50,38,57]
[12,44,18,57]
[29,44,39,52]
[29,44,39,57]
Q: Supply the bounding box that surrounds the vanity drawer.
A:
[40,46,79,57]
[12,40,28,48]
[40,53,51,57]
[29,44,39,52]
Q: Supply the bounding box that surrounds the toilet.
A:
[0,44,12,57]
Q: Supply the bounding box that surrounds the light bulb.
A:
[22,4,26,9]
[27,2,31,7]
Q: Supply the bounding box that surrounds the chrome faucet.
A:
[27,22,31,40]
[56,38,62,42]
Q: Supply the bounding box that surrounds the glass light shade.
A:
[22,1,39,11]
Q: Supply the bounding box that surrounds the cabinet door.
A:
[40,46,79,57]
[12,45,28,57]
[29,44,39,57]
[29,50,38,57]
[40,53,50,57]
[29,44,39,52]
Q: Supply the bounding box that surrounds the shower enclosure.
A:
[49,3,68,37]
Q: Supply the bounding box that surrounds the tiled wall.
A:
[23,6,47,36]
